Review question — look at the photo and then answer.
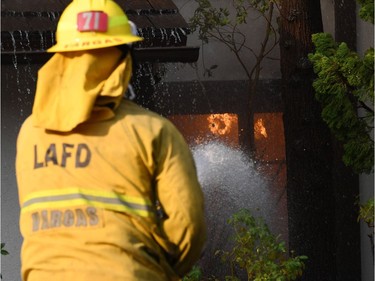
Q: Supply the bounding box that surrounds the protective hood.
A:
[32,47,132,132]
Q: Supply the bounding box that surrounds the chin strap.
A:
[126,84,136,100]
[129,21,138,37]
[123,21,138,101]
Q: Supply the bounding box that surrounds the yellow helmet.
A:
[48,0,143,52]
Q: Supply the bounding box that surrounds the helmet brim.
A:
[47,35,143,53]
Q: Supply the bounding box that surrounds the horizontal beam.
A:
[135,46,199,62]
[1,46,200,64]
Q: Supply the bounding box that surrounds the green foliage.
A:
[358,198,375,227]
[357,0,374,23]
[216,209,307,281]
[308,33,374,174]
[183,266,203,281]
[190,0,272,42]
[190,0,230,43]
[1,243,9,256]
[1,243,9,279]
[358,198,375,256]
[183,210,307,281]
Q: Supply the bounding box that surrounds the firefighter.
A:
[15,0,206,280]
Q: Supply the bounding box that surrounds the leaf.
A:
[309,32,374,174]
[1,243,9,255]
[1,250,9,255]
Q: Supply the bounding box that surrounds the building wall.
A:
[168,0,354,83]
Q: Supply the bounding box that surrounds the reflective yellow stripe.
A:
[109,16,129,27]
[58,16,128,31]
[21,188,154,218]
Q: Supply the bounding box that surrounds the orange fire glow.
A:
[207,113,237,135]
[254,118,268,139]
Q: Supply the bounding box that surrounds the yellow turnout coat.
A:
[16,49,206,281]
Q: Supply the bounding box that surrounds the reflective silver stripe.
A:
[21,188,154,217]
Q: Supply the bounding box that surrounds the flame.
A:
[254,118,268,139]
[207,113,236,135]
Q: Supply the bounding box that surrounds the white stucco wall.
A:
[167,0,281,82]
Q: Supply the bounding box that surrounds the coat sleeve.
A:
[154,121,206,277]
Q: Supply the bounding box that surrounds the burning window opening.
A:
[168,113,239,147]
[207,113,237,135]
[253,113,286,163]
[254,118,268,139]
